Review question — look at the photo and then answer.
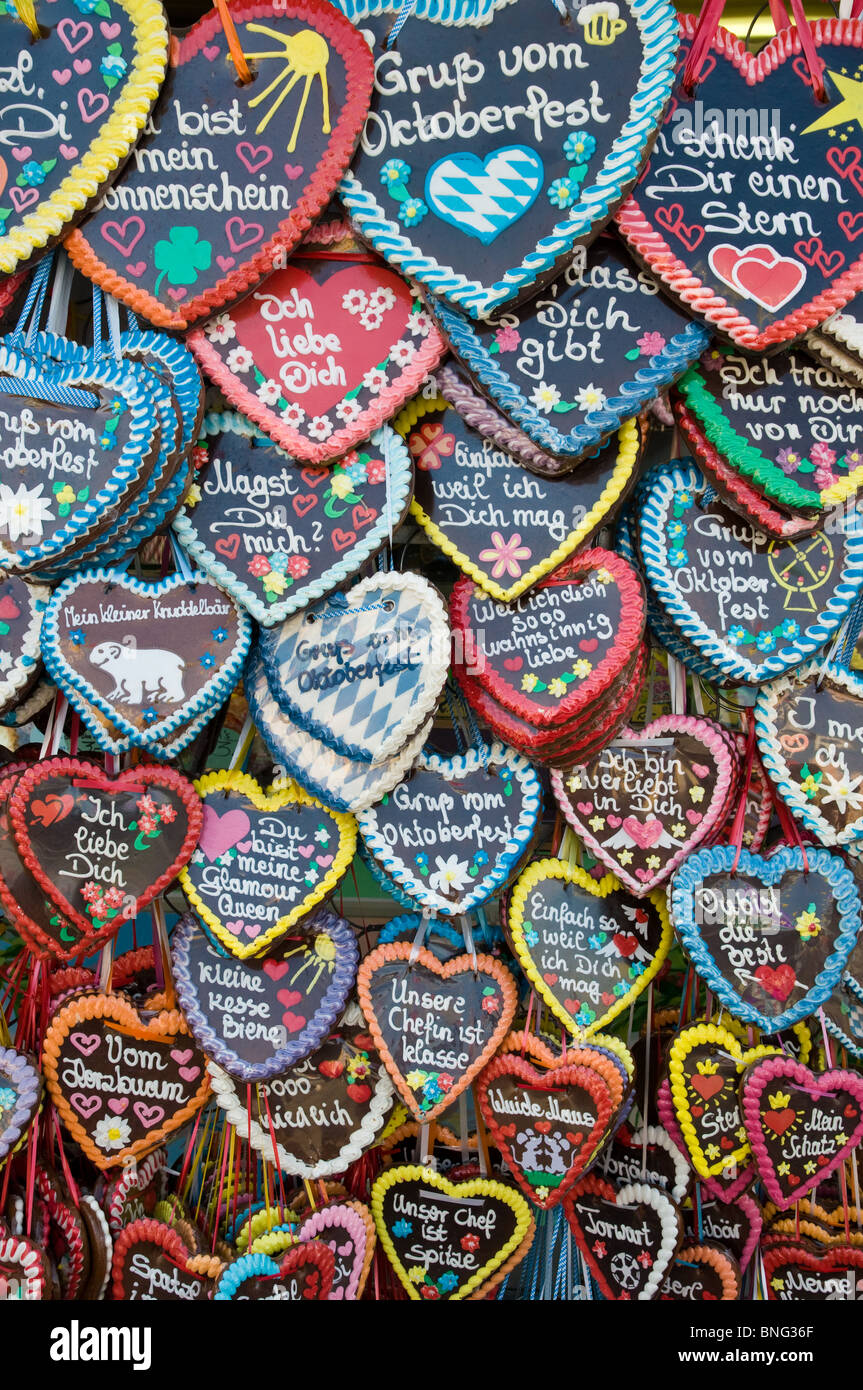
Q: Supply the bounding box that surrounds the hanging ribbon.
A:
[683,0,824,100]
[214,0,252,84]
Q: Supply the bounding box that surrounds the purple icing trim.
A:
[0,1046,40,1161]
[170,910,359,1083]
[435,365,580,478]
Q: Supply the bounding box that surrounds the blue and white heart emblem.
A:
[425,147,543,245]
[258,571,450,765]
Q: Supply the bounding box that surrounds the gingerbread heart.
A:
[207,1009,395,1180]
[9,757,202,940]
[755,659,863,848]
[431,235,709,462]
[215,1241,334,1300]
[669,843,862,1032]
[551,715,736,894]
[673,345,863,514]
[357,942,517,1124]
[42,993,210,1169]
[171,414,414,626]
[764,1242,863,1300]
[667,1021,779,1179]
[659,1242,741,1301]
[564,1175,681,1301]
[741,1056,863,1209]
[476,1052,612,1207]
[336,0,677,319]
[172,908,359,1081]
[396,390,641,602]
[111,1217,222,1300]
[618,15,863,351]
[188,249,445,462]
[683,1193,762,1272]
[258,571,449,765]
[638,459,863,686]
[178,769,355,960]
[0,1233,50,1301]
[104,1149,166,1236]
[356,741,541,917]
[0,1046,40,1163]
[66,0,374,329]
[0,343,161,575]
[372,1165,534,1301]
[297,1201,373,1300]
[600,1123,690,1205]
[507,858,672,1036]
[450,547,644,727]
[41,569,252,754]
[0,0,167,274]
[246,649,433,814]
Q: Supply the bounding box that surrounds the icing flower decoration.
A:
[460,1234,480,1253]
[248,556,271,578]
[574,383,607,412]
[100,53,128,85]
[814,466,837,490]
[437,1272,459,1293]
[637,331,666,355]
[428,854,471,895]
[727,625,747,646]
[257,379,281,406]
[700,347,725,373]
[755,631,777,653]
[478,531,532,580]
[366,456,387,485]
[547,176,577,209]
[521,673,539,692]
[494,325,521,352]
[93,1116,131,1152]
[811,442,837,468]
[262,572,287,595]
[481,995,499,1015]
[779,619,800,640]
[70,628,86,646]
[529,382,562,413]
[572,659,592,678]
[776,448,801,475]
[153,227,212,295]
[407,421,455,472]
[420,1284,440,1300]
[794,906,822,941]
[563,130,596,163]
[226,346,254,374]
[392,1220,412,1237]
[0,1087,15,1112]
[548,677,567,698]
[20,161,46,187]
[205,313,235,345]
[398,197,428,228]
[668,548,688,569]
[380,158,411,189]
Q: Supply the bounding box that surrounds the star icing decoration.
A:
[705,1143,721,1160]
[802,69,863,134]
[593,1240,607,1257]
[637,1251,653,1269]
[589,816,605,832]
[618,850,633,865]
[804,1160,817,1175]
[778,1161,791,1176]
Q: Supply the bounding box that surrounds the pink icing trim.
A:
[298,1203,366,1301]
[741,1056,863,1210]
[550,715,736,896]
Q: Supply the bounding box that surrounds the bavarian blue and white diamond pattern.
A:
[257,572,449,766]
[425,146,544,245]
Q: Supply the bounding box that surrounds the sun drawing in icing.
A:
[245,26,331,153]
